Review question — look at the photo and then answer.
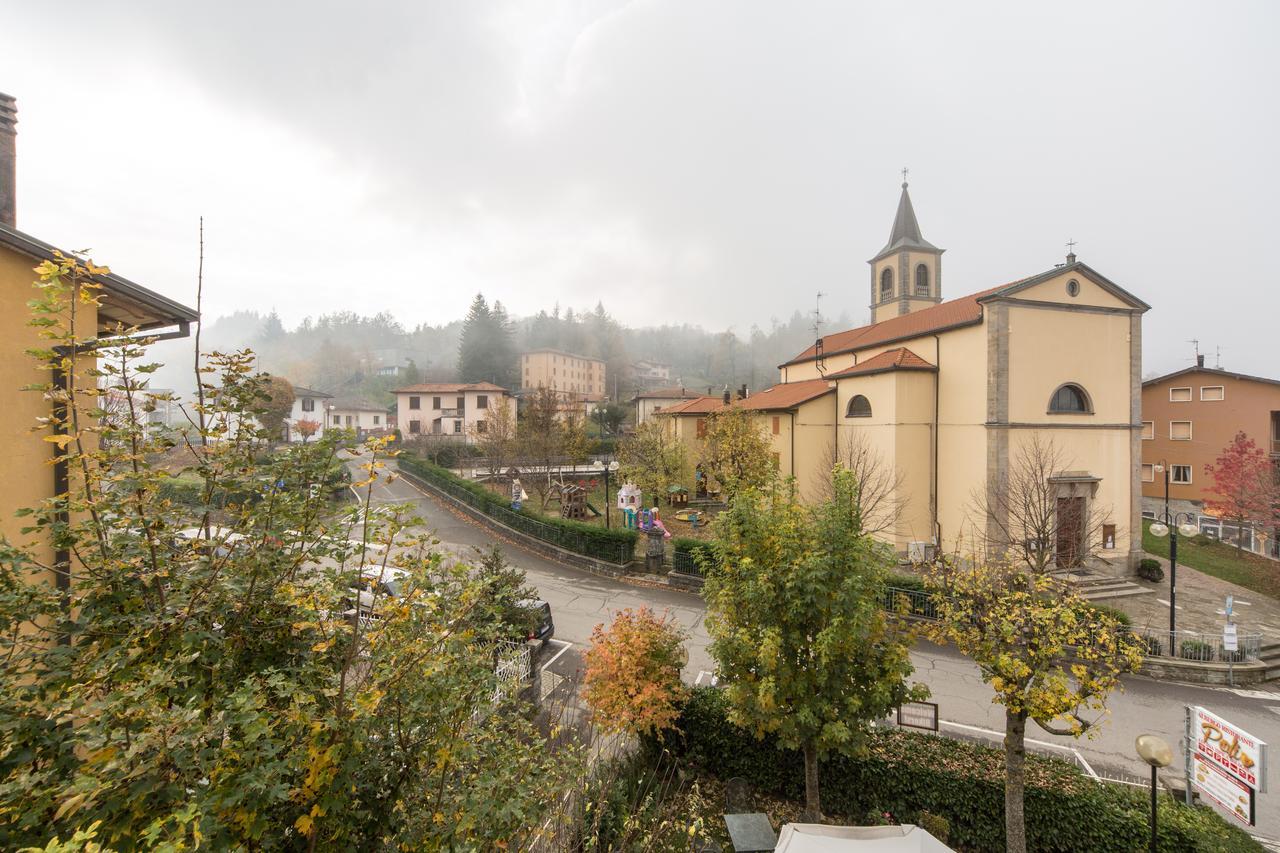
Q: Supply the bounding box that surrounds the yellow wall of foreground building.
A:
[0,248,98,570]
[1006,305,1132,424]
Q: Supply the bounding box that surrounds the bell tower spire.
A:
[868,172,945,323]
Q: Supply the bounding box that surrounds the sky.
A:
[1,0,1276,377]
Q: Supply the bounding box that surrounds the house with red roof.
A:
[393,382,515,443]
[671,181,1150,570]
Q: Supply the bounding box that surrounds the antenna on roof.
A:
[1214,346,1222,369]
[811,291,825,339]
[1187,339,1200,363]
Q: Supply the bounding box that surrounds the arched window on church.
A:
[915,264,930,297]
[846,394,872,418]
[879,268,893,301]
[1048,383,1092,414]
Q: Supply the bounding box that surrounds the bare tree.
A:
[972,434,1111,574]
[817,431,906,537]
[471,396,517,481]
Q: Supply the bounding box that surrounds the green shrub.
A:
[653,687,1260,852]
[1087,602,1133,629]
[1138,558,1165,582]
[398,455,638,563]
[1180,639,1214,662]
[917,810,950,844]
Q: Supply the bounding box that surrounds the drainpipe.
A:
[931,334,941,548]
[790,410,796,481]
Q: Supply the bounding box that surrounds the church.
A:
[666,180,1148,572]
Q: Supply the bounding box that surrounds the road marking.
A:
[694,670,718,687]
[1229,688,1280,702]
[541,639,572,673]
[1154,598,1183,610]
[938,719,1098,779]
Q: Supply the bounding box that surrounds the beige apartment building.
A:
[1140,363,1280,557]
[520,349,606,400]
[394,382,515,443]
[661,181,1149,571]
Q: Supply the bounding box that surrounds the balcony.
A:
[437,408,464,418]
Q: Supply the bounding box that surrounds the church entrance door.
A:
[1055,496,1084,568]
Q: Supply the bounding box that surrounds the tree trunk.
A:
[1004,708,1028,853]
[802,740,822,822]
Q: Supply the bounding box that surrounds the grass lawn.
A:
[1142,519,1280,600]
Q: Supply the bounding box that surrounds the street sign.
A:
[1226,595,1233,619]
[1192,706,1267,792]
[1193,755,1255,826]
[1224,623,1238,652]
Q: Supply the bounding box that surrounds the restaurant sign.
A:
[1193,756,1254,826]
[1192,706,1267,792]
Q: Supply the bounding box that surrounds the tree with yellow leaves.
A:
[924,559,1144,853]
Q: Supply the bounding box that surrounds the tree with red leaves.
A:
[1204,431,1280,552]
[583,607,688,739]
[295,418,321,442]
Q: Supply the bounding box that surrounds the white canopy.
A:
[774,823,954,853]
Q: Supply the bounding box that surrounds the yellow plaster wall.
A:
[1011,270,1132,310]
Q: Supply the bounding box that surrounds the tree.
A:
[591,401,627,437]
[258,373,295,440]
[0,255,582,849]
[819,430,906,535]
[561,412,593,465]
[1204,431,1280,553]
[925,559,1144,853]
[517,387,567,509]
[458,293,494,383]
[584,607,688,738]
[971,434,1109,573]
[700,406,776,500]
[402,359,422,385]
[703,471,925,820]
[295,418,321,442]
[473,396,517,479]
[617,420,688,507]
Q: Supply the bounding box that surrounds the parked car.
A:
[519,599,554,643]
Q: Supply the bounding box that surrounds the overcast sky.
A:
[2,1,1276,377]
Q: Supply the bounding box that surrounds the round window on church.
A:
[1066,279,1080,297]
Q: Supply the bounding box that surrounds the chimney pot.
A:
[0,92,16,228]
[722,387,731,405]
[1196,354,1205,368]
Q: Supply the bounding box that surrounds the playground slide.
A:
[583,501,603,517]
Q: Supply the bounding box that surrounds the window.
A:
[771,416,780,435]
[1141,421,1154,440]
[880,267,893,301]
[408,420,421,434]
[1170,420,1192,440]
[771,452,781,469]
[409,396,420,410]
[477,395,489,409]
[373,415,380,425]
[1048,383,1090,413]
[432,396,441,409]
[456,396,465,410]
[477,419,487,434]
[1200,386,1225,401]
[1141,463,1154,482]
[332,415,341,426]
[696,418,707,438]
[1066,279,1080,297]
[1171,464,1192,484]
[1142,510,1156,520]
[915,264,929,297]
[301,397,315,412]
[345,415,353,426]
[1169,387,1192,402]
[846,395,872,418]
[453,420,462,434]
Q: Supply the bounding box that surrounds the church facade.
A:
[667,182,1148,571]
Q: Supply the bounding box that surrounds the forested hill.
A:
[143,297,852,408]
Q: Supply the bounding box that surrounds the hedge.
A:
[651,688,1260,852]
[398,455,639,564]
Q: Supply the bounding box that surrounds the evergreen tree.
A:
[489,300,518,388]
[458,293,494,383]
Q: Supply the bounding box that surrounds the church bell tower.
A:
[869,173,944,324]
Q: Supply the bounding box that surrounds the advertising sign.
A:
[1193,755,1255,826]
[1223,623,1238,652]
[1193,706,1267,792]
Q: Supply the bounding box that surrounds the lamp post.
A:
[596,399,612,529]
[1135,734,1173,852]
[1148,461,1199,657]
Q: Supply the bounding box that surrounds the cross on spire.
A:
[1066,238,1077,253]
[901,166,909,186]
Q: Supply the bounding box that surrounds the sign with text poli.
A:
[1193,706,1267,792]
[1193,755,1254,826]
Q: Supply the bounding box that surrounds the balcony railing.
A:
[436,408,464,418]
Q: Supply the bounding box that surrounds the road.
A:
[360,466,1280,841]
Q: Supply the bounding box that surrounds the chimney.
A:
[722,387,731,405]
[0,92,15,228]
[1196,354,1205,368]
[737,384,747,400]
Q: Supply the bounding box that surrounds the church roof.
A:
[733,378,834,411]
[825,347,936,379]
[783,260,1149,369]
[871,182,942,262]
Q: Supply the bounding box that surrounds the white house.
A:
[394,382,516,443]
[285,386,333,442]
[630,386,701,425]
[326,398,390,434]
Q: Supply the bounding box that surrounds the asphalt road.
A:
[360,465,1280,842]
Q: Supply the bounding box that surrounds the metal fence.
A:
[880,585,939,621]
[399,460,637,565]
[672,549,705,576]
[1135,629,1263,662]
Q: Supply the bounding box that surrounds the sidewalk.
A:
[1108,553,1280,644]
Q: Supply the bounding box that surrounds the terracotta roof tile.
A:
[392,382,510,394]
[825,347,936,379]
[735,378,834,411]
[783,281,1023,367]
[656,396,724,415]
[631,386,702,400]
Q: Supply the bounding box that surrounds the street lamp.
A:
[596,399,613,529]
[1135,734,1173,853]
[1148,461,1200,657]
